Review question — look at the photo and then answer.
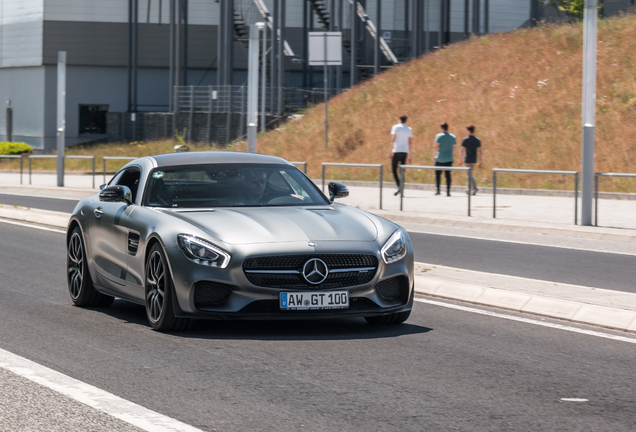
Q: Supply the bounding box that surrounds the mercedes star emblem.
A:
[302,258,329,285]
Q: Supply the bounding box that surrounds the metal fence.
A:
[400,165,472,215]
[493,168,579,225]
[175,85,332,114]
[321,163,384,210]
[29,155,96,188]
[595,172,636,227]
[0,155,23,184]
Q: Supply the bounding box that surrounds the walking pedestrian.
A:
[433,122,456,196]
[388,115,413,196]
[459,125,482,195]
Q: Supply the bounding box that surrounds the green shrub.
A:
[0,142,33,155]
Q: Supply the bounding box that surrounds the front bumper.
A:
[165,240,414,320]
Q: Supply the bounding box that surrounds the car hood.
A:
[162,206,378,245]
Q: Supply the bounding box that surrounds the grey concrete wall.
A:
[0,0,44,67]
[0,66,46,148]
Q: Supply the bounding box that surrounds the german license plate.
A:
[280,291,349,310]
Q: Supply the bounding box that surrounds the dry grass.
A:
[244,13,636,192]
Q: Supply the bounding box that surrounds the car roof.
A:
[149,151,290,167]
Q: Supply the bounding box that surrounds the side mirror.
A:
[99,185,133,206]
[328,182,349,203]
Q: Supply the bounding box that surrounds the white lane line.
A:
[0,348,205,432]
[414,297,636,345]
[407,229,636,257]
[0,218,65,233]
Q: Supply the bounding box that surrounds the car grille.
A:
[194,281,232,308]
[243,254,378,289]
[239,297,381,314]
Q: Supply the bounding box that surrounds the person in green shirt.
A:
[433,122,457,196]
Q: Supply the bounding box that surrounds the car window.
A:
[114,168,141,202]
[145,163,328,208]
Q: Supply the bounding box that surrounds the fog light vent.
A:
[377,276,408,302]
[194,281,232,308]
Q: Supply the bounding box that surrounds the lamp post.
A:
[580,0,598,226]
[247,23,264,153]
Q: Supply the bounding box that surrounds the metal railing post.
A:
[379,165,383,210]
[400,166,405,211]
[20,157,23,185]
[594,173,598,227]
[103,158,107,185]
[493,171,497,219]
[574,172,579,225]
[322,164,326,193]
[467,167,472,217]
[29,157,32,185]
[92,157,95,189]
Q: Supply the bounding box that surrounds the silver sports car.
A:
[66,152,414,331]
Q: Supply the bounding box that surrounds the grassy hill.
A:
[248,12,636,192]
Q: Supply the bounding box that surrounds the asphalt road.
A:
[0,193,633,293]
[0,193,78,213]
[0,222,635,431]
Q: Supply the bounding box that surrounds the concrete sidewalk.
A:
[1,173,636,333]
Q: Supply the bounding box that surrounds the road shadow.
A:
[101,300,432,341]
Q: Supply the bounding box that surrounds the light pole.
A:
[247,23,264,153]
[56,51,66,187]
[581,0,598,226]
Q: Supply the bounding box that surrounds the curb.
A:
[0,206,69,229]
[415,275,636,333]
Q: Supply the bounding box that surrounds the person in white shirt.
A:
[387,115,413,196]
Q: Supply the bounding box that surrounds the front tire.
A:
[145,244,191,332]
[67,227,114,307]
[364,310,411,325]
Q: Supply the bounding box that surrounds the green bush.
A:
[0,142,33,155]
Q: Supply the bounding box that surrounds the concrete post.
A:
[56,51,66,187]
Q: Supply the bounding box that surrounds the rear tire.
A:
[364,310,411,325]
[67,227,114,307]
[145,244,191,332]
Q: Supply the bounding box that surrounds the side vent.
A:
[128,232,140,255]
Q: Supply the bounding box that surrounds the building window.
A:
[79,105,108,135]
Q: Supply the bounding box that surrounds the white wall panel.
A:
[44,0,219,25]
[1,0,43,67]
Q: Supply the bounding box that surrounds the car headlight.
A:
[177,234,230,268]
[381,230,407,264]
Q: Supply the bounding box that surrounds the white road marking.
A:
[414,297,636,345]
[407,229,636,257]
[560,398,589,402]
[0,218,65,233]
[0,347,205,432]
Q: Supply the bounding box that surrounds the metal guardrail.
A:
[29,155,96,188]
[399,165,472,215]
[322,163,384,210]
[493,168,579,225]
[103,157,137,184]
[595,172,636,227]
[289,161,308,174]
[0,155,23,184]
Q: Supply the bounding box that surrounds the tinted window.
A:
[145,164,328,208]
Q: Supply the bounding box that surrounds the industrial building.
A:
[0,0,633,151]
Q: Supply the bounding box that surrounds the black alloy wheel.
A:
[67,227,114,307]
[144,243,191,332]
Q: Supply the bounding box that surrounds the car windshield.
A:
[145,163,329,208]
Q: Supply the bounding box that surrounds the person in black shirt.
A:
[459,125,482,195]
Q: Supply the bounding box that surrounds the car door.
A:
[88,167,141,297]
